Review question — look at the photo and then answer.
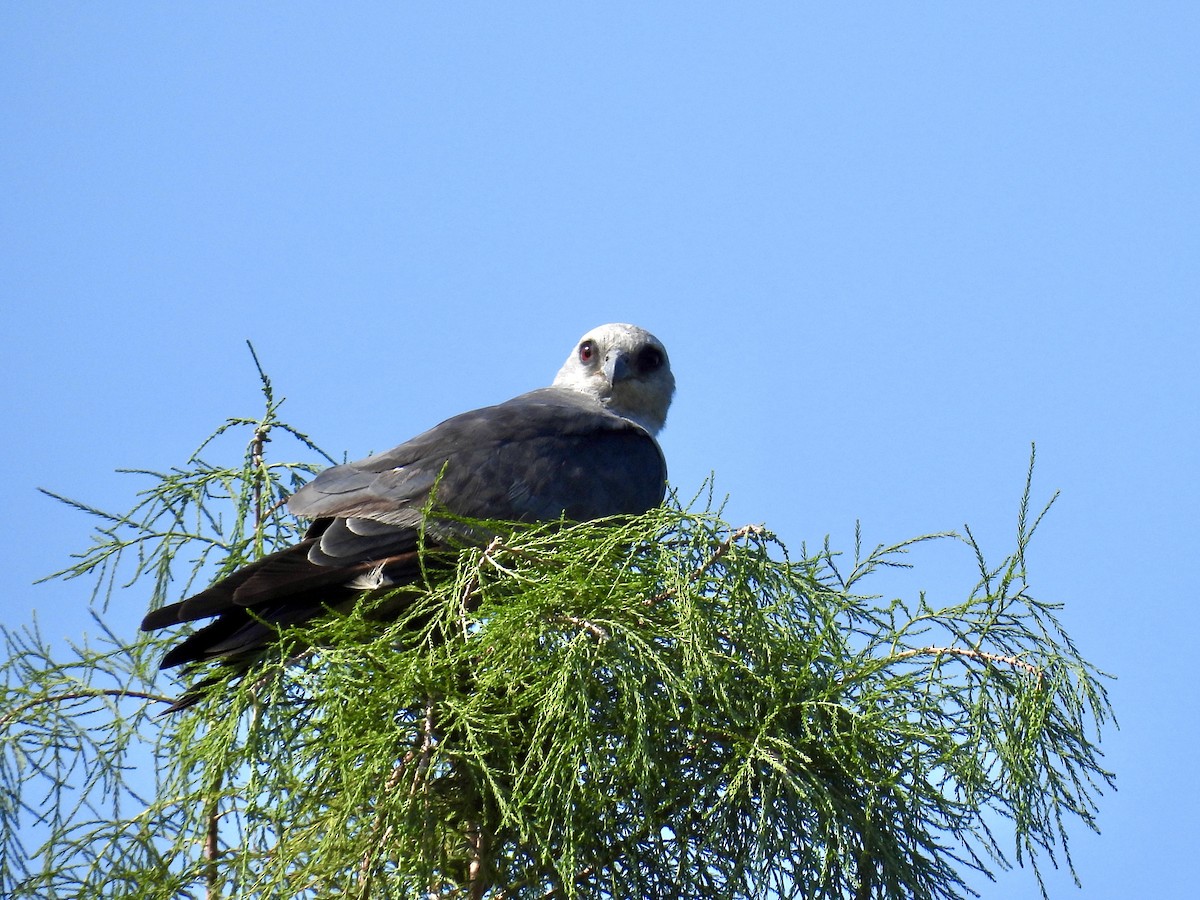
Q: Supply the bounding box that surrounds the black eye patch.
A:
[636,346,664,373]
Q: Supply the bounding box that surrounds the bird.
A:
[141,323,675,685]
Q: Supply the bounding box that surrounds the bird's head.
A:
[553,323,676,435]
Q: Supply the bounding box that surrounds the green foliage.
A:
[1,364,1114,899]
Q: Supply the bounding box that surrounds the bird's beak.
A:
[602,351,633,385]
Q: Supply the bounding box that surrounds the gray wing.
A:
[291,386,667,535]
[141,387,666,668]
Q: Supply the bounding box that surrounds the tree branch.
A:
[890,645,1043,681]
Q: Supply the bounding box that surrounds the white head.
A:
[553,323,675,435]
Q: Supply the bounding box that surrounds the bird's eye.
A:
[638,347,664,372]
[579,340,595,363]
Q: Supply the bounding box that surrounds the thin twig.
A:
[251,422,270,531]
[891,645,1043,680]
[413,697,437,796]
[645,523,766,606]
[478,535,544,583]
[0,688,178,729]
[560,616,610,641]
[458,535,507,637]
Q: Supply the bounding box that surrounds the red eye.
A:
[579,340,595,363]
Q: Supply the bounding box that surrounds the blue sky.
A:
[2,3,1196,896]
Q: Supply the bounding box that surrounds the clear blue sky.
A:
[2,4,1196,896]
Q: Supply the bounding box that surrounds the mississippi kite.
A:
[142,323,675,676]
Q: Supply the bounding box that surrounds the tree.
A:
[1,357,1114,899]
